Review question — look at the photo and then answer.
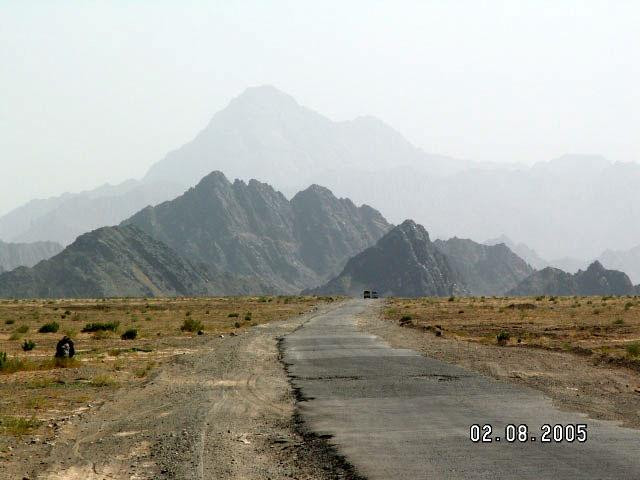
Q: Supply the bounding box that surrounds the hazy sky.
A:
[1,1,639,215]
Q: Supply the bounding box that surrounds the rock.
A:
[55,336,75,358]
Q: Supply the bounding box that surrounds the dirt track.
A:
[5,303,351,480]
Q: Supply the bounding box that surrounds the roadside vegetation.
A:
[385,295,640,368]
[0,296,325,450]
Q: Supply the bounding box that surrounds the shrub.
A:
[121,328,138,340]
[21,340,36,351]
[90,375,117,387]
[626,342,640,357]
[496,331,510,345]
[15,325,29,334]
[0,352,7,369]
[0,415,41,436]
[228,313,239,318]
[613,318,625,325]
[448,296,455,302]
[38,322,60,333]
[82,321,119,332]
[625,302,634,311]
[180,318,203,332]
[4,319,14,325]
[234,322,241,329]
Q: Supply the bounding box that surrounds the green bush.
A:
[180,318,203,333]
[0,352,7,369]
[497,331,510,345]
[21,340,36,351]
[38,322,60,333]
[626,342,640,357]
[82,321,119,333]
[4,319,14,325]
[120,328,138,340]
[227,313,239,318]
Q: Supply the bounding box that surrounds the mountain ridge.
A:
[124,171,391,293]
[0,225,265,298]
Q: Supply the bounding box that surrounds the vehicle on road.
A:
[363,290,371,299]
[371,291,379,299]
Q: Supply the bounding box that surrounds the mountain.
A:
[313,154,640,260]
[307,220,467,297]
[434,237,533,295]
[0,225,261,298]
[484,235,547,270]
[0,240,63,272]
[143,85,471,194]
[6,86,639,262]
[483,235,589,274]
[508,261,637,296]
[0,180,185,246]
[548,257,588,274]
[123,171,390,293]
[598,245,640,284]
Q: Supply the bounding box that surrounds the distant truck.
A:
[371,291,379,299]
[363,290,371,299]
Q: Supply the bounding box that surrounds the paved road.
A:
[281,300,640,479]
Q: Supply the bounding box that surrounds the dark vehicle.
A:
[371,291,379,299]
[363,290,371,299]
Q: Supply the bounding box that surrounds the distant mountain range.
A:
[507,261,638,296]
[0,225,266,298]
[308,221,466,297]
[123,171,389,293]
[434,237,533,296]
[0,180,184,246]
[0,172,389,298]
[485,235,640,284]
[309,220,534,297]
[2,85,640,285]
[0,240,62,273]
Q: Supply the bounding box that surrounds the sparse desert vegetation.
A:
[0,296,326,453]
[385,295,640,366]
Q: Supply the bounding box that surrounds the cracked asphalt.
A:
[281,299,640,479]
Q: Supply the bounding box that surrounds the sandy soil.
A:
[2,302,352,480]
[358,301,640,431]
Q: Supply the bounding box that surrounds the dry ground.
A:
[359,295,640,430]
[383,295,640,362]
[0,295,332,475]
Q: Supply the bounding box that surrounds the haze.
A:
[1,0,639,215]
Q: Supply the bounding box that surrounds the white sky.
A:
[1,0,639,215]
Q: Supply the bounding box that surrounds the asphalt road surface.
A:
[281,299,640,479]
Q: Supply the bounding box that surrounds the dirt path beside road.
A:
[6,303,350,480]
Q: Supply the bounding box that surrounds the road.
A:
[281,299,640,479]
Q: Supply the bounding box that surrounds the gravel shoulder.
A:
[358,300,640,430]
[5,302,349,480]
